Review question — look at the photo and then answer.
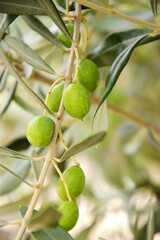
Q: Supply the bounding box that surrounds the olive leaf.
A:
[0,68,8,92]
[0,0,45,15]
[21,15,63,48]
[0,46,54,116]
[0,160,31,195]
[32,226,74,240]
[94,34,149,118]
[0,14,18,40]
[0,145,37,160]
[37,0,72,41]
[87,29,160,67]
[60,131,106,161]
[20,205,60,232]
[0,81,18,117]
[3,34,55,74]
[150,0,159,17]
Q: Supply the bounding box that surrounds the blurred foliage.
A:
[0,0,160,240]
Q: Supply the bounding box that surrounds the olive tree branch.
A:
[72,0,160,32]
[15,3,82,240]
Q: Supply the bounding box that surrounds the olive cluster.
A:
[57,166,85,231]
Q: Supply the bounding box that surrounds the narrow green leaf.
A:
[0,145,36,160]
[22,15,63,48]
[60,131,106,161]
[150,0,158,17]
[147,129,160,149]
[20,205,60,232]
[37,0,72,41]
[0,68,8,92]
[32,226,74,240]
[87,29,160,67]
[0,0,45,15]
[0,81,18,117]
[3,34,54,74]
[147,203,155,240]
[0,160,30,195]
[94,34,149,117]
[0,14,18,40]
[0,46,54,116]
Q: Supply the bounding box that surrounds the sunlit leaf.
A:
[0,46,54,116]
[37,0,71,41]
[3,34,55,74]
[0,81,18,117]
[0,160,30,195]
[60,131,106,161]
[0,14,17,40]
[94,34,148,117]
[22,15,63,48]
[0,0,45,15]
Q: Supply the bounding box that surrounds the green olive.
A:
[63,83,90,119]
[58,23,74,48]
[47,83,64,112]
[58,201,79,231]
[77,59,100,92]
[57,166,85,201]
[26,116,55,148]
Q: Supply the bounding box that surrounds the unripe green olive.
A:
[63,83,90,119]
[77,59,100,92]
[58,201,79,231]
[57,166,85,201]
[58,23,74,48]
[47,83,64,112]
[26,116,55,148]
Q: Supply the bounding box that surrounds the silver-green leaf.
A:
[60,131,106,161]
[0,46,54,116]
[3,34,54,74]
[21,15,63,48]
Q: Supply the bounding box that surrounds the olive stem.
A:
[59,127,80,166]
[44,77,65,116]
[0,163,37,189]
[72,47,80,82]
[72,0,160,32]
[81,17,89,59]
[15,3,82,240]
[51,159,72,201]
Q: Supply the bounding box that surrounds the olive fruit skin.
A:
[63,83,90,120]
[26,116,55,148]
[47,83,64,112]
[58,201,79,231]
[77,59,100,92]
[58,23,74,48]
[57,166,85,201]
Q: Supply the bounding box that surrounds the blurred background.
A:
[0,0,160,239]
